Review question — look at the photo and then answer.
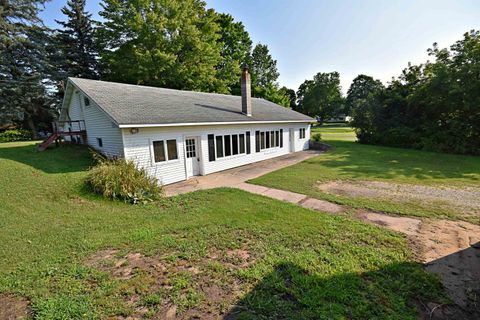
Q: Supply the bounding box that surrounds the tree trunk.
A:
[25,113,38,140]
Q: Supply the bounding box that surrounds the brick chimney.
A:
[241,65,252,116]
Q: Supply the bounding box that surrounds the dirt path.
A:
[236,183,480,319]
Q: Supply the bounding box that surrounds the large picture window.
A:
[256,130,281,152]
[153,139,178,163]
[208,132,250,161]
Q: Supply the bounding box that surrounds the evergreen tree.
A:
[55,0,100,79]
[0,0,55,138]
[98,0,227,93]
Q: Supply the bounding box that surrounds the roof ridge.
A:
[68,77,265,101]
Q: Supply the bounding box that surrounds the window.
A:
[299,128,306,139]
[216,136,223,158]
[224,135,231,156]
[208,132,249,160]
[153,139,178,163]
[153,141,165,162]
[239,134,245,154]
[208,134,215,162]
[185,139,196,158]
[84,97,90,106]
[232,135,239,155]
[256,130,281,151]
[167,140,178,160]
[96,138,103,147]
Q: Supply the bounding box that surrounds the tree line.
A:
[348,31,480,155]
[294,31,480,155]
[1,0,294,138]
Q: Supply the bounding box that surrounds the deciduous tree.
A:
[98,0,228,93]
[297,72,344,122]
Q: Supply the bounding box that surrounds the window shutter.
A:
[246,131,251,154]
[255,131,260,152]
[280,129,283,148]
[208,134,215,162]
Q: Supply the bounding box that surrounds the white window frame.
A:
[299,128,306,139]
[258,129,281,151]
[150,138,180,165]
[213,132,247,161]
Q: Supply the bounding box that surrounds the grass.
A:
[0,141,447,319]
[251,125,480,224]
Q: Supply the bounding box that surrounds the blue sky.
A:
[40,0,480,92]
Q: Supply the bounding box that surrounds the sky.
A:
[40,0,480,92]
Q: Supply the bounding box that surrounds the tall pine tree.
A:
[0,0,56,137]
[55,0,99,79]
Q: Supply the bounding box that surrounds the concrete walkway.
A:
[236,182,345,214]
[164,150,322,196]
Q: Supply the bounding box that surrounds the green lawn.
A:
[251,125,480,224]
[0,141,447,319]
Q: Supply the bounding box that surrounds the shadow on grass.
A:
[224,261,447,319]
[0,142,93,174]
[311,140,480,181]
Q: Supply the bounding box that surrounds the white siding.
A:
[63,91,123,157]
[122,123,310,185]
[83,99,123,157]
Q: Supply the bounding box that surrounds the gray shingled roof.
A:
[68,78,314,126]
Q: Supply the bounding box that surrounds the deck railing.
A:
[52,120,86,134]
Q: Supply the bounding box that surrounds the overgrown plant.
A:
[86,152,163,204]
[0,129,32,142]
[312,133,322,142]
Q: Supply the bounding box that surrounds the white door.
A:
[289,128,295,152]
[185,137,200,178]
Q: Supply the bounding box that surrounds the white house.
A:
[55,68,314,185]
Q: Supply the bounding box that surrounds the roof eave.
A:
[118,119,315,128]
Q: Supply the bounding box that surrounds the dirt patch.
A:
[84,248,252,319]
[352,210,480,318]
[317,180,480,217]
[0,294,30,320]
[353,209,421,236]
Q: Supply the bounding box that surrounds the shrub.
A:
[86,154,163,204]
[0,129,31,142]
[311,133,322,142]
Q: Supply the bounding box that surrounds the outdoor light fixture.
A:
[130,128,139,134]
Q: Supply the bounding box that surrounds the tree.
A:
[215,13,252,94]
[0,0,56,138]
[297,72,344,122]
[98,0,228,93]
[350,30,480,155]
[250,43,279,89]
[346,75,384,115]
[254,84,290,108]
[55,0,100,79]
[281,87,297,110]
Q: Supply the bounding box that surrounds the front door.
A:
[289,128,295,152]
[185,137,200,178]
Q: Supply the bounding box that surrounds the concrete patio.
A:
[164,150,322,196]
